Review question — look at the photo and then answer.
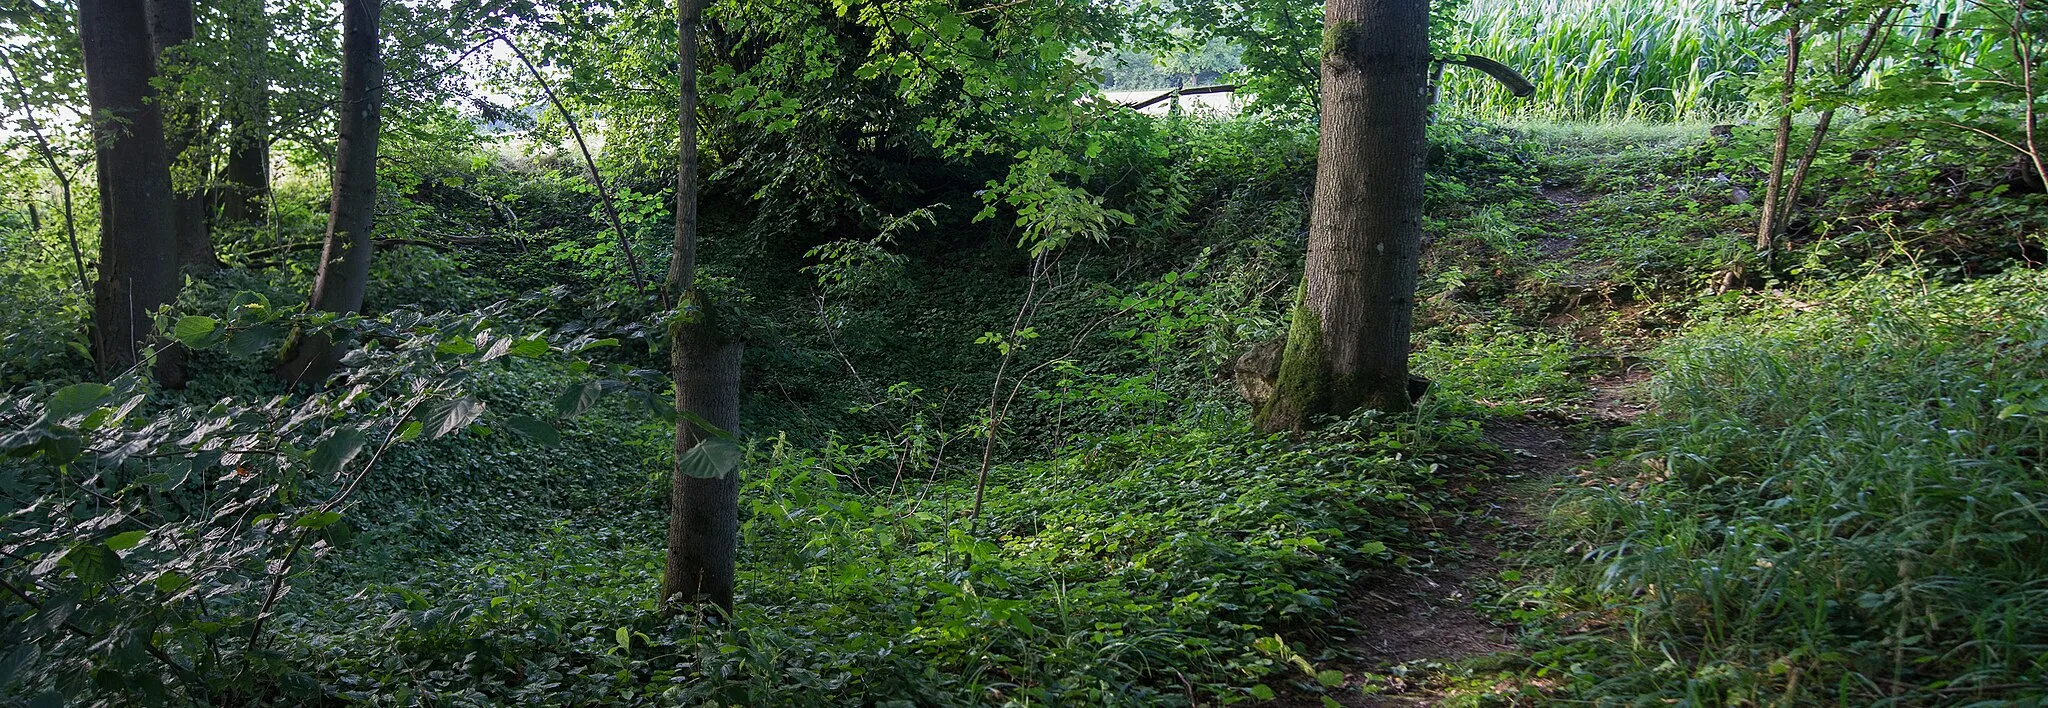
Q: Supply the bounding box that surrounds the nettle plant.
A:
[0,296,609,704]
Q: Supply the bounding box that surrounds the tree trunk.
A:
[661,0,744,614]
[1255,0,1431,433]
[146,0,216,273]
[276,0,381,387]
[1778,9,1894,233]
[1755,18,1802,269]
[79,0,182,384]
[219,0,271,227]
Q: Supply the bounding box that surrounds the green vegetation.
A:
[5,0,2048,705]
[1535,271,2048,704]
[1443,0,1764,120]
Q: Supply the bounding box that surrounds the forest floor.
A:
[1329,371,1649,707]
[1319,128,1681,704]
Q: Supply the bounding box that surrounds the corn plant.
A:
[1441,0,1769,120]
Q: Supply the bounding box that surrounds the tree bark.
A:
[219,0,271,227]
[661,0,744,614]
[146,0,216,273]
[1755,17,1802,267]
[1778,9,1894,232]
[79,0,182,383]
[277,0,381,387]
[1256,0,1431,433]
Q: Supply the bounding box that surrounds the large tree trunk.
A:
[276,0,381,386]
[146,0,216,273]
[80,0,182,383]
[218,0,270,227]
[1255,0,1431,433]
[661,0,744,614]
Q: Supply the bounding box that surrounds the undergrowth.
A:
[1530,269,2048,705]
[278,412,1478,705]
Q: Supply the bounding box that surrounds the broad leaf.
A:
[555,381,603,418]
[503,415,561,445]
[46,383,114,420]
[677,437,742,479]
[104,530,147,552]
[62,541,122,586]
[418,397,485,440]
[309,428,370,477]
[171,316,219,347]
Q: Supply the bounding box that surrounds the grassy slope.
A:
[1391,121,2048,705]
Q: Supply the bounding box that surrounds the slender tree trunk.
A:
[146,0,216,273]
[4,63,92,296]
[79,0,181,383]
[1256,0,1431,433]
[1777,9,1894,243]
[661,0,743,614]
[1755,17,1803,269]
[219,0,271,227]
[2014,0,2048,188]
[277,0,381,386]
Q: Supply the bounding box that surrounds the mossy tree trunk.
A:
[661,0,744,614]
[1256,0,1431,433]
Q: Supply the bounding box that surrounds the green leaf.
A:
[309,428,369,477]
[396,422,423,442]
[104,530,147,552]
[503,415,560,445]
[153,572,190,594]
[172,316,219,347]
[418,397,485,440]
[46,383,114,420]
[294,511,343,529]
[677,437,742,479]
[555,381,603,418]
[572,338,619,353]
[226,323,285,358]
[676,408,732,439]
[615,626,632,653]
[1316,669,1345,687]
[1249,684,1276,700]
[435,338,477,355]
[1361,541,1388,554]
[509,338,550,357]
[61,541,122,586]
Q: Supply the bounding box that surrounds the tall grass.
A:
[1541,270,2048,704]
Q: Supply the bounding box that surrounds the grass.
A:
[1529,269,2048,704]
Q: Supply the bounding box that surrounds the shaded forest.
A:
[3,0,2046,704]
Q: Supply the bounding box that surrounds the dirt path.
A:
[1318,371,1649,707]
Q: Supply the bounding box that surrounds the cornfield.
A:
[1440,0,1766,121]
